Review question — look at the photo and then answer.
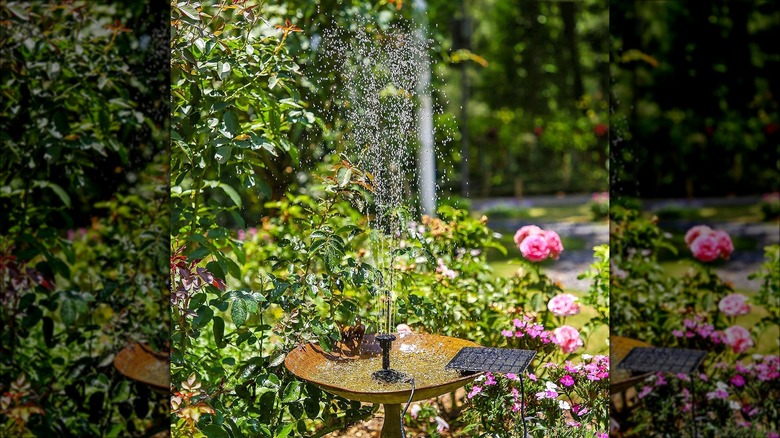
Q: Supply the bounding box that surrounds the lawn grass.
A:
[647,203,775,223]
[477,204,602,223]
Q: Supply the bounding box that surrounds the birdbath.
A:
[285,333,482,438]
[114,342,170,393]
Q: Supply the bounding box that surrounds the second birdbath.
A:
[285,332,482,438]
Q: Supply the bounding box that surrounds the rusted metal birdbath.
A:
[285,333,482,438]
[114,342,170,393]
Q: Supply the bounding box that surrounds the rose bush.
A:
[611,206,779,435]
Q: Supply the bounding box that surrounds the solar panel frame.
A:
[445,347,536,374]
[617,347,706,374]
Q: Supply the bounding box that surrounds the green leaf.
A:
[7,4,29,20]
[35,181,71,207]
[192,306,214,328]
[201,424,229,438]
[219,61,232,80]
[218,183,242,207]
[281,381,301,403]
[269,353,286,367]
[43,317,54,348]
[61,299,78,325]
[231,298,248,327]
[223,110,239,136]
[276,423,294,438]
[213,316,226,348]
[178,5,199,20]
[215,145,232,164]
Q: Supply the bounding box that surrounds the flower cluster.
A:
[435,258,458,280]
[406,400,449,434]
[171,373,215,431]
[684,225,734,262]
[513,225,563,262]
[671,314,723,344]
[501,315,556,353]
[0,375,44,435]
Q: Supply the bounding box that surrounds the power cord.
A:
[520,374,527,438]
[400,377,415,438]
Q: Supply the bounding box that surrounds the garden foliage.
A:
[1,1,168,435]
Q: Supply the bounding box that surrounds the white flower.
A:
[410,404,421,419]
[558,400,571,410]
[545,381,558,391]
[716,381,729,391]
[729,400,741,410]
[582,354,593,360]
[434,416,449,433]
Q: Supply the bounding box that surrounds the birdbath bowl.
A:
[285,333,482,438]
[114,342,170,393]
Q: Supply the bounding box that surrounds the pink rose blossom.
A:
[519,233,550,262]
[547,293,581,317]
[638,385,653,399]
[685,225,712,245]
[560,375,574,387]
[514,225,543,246]
[719,293,750,317]
[410,404,421,419]
[467,385,482,399]
[686,225,733,261]
[724,325,754,354]
[690,233,721,262]
[713,230,734,259]
[553,325,583,354]
[596,433,608,438]
[730,374,745,387]
[544,230,564,259]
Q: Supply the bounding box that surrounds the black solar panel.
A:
[617,347,706,374]
[446,347,536,374]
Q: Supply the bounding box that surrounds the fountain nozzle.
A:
[371,333,409,384]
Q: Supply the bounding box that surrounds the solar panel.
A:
[617,347,706,374]
[446,347,536,375]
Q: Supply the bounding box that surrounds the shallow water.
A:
[313,347,461,393]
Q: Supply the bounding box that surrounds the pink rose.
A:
[547,293,581,317]
[553,325,583,354]
[718,294,750,317]
[713,230,734,259]
[514,225,542,246]
[519,233,550,262]
[685,225,712,246]
[544,230,564,259]
[724,325,753,354]
[690,233,721,262]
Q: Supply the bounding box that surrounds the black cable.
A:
[520,374,527,438]
[690,376,697,437]
[400,377,415,438]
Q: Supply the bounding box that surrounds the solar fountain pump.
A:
[371,333,410,384]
